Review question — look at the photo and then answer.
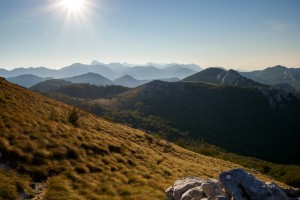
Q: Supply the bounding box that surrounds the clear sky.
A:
[0,0,300,70]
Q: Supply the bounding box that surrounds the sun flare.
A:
[62,0,85,12]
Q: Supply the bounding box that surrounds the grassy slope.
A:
[0,77,282,199]
[30,82,300,187]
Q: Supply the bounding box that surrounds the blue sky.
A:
[0,0,299,70]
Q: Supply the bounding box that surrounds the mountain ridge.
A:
[241,65,300,91]
[183,67,265,88]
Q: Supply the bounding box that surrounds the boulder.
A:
[165,177,228,200]
[166,176,203,200]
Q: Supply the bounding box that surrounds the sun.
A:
[62,0,85,12]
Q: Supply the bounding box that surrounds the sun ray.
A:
[62,0,85,12]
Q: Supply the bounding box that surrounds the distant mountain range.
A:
[0,61,200,80]
[6,72,180,89]
[2,63,300,92]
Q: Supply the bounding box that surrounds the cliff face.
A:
[216,69,264,88]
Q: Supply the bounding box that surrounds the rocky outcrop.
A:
[258,83,300,108]
[216,69,263,88]
[166,168,300,200]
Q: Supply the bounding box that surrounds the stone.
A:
[166,186,174,200]
[181,186,205,200]
[201,178,226,198]
[266,182,289,200]
[212,196,228,200]
[166,176,203,200]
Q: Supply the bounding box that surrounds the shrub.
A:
[68,107,80,127]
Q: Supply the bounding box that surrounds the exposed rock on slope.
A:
[166,168,300,200]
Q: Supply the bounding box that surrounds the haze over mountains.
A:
[2,62,300,92]
[0,61,200,80]
[1,61,198,88]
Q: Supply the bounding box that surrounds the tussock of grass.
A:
[0,78,289,199]
[44,176,79,200]
[0,169,32,200]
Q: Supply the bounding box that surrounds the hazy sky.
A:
[0,0,300,70]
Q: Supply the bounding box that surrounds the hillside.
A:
[63,72,112,86]
[113,75,148,88]
[183,68,265,87]
[100,80,300,165]
[241,65,300,90]
[7,74,52,88]
[31,82,130,99]
[0,77,282,200]
[30,79,73,92]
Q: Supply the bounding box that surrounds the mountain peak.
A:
[63,72,112,85]
[90,60,104,65]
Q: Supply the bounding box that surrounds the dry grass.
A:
[0,78,285,200]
